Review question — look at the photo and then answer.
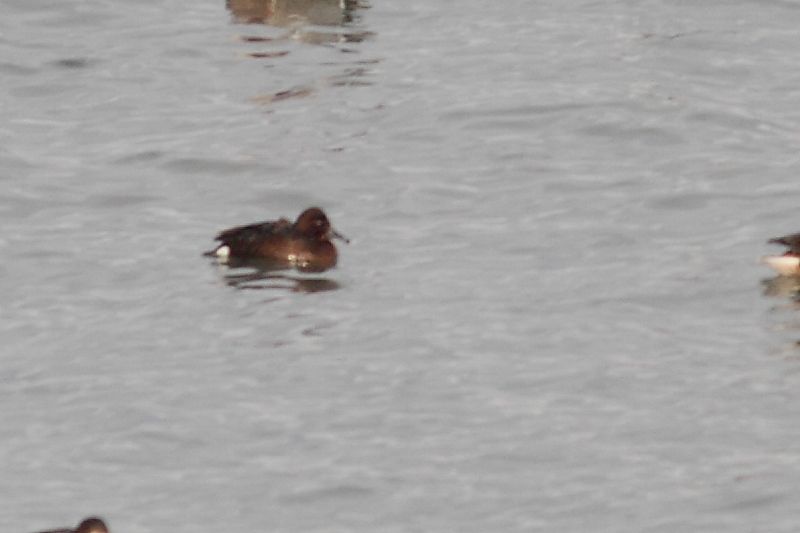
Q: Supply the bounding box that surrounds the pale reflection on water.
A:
[226,0,375,101]
[762,275,800,301]
[227,0,364,27]
[761,275,800,352]
[227,0,372,44]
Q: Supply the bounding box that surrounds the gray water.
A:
[3,1,800,532]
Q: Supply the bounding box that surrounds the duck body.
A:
[763,232,800,276]
[207,207,347,273]
[36,517,108,533]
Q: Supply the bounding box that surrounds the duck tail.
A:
[203,244,230,259]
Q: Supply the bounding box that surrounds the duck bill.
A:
[330,228,350,244]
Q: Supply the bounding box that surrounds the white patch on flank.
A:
[287,253,298,265]
[215,245,231,259]
[762,255,800,276]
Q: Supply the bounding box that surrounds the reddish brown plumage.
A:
[207,207,347,272]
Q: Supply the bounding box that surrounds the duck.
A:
[206,207,348,272]
[763,232,800,276]
[36,517,108,533]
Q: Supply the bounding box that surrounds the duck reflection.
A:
[227,0,371,44]
[761,275,800,352]
[762,275,800,302]
[215,259,341,293]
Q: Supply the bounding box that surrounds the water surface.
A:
[2,1,800,532]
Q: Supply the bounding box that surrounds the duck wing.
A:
[214,218,291,256]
